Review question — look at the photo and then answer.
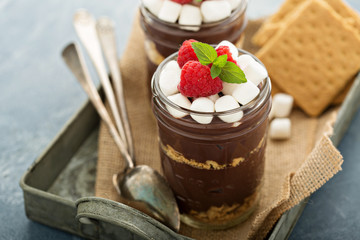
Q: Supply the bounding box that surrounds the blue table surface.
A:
[1,0,359,239]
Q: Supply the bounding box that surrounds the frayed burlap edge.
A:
[248,122,343,239]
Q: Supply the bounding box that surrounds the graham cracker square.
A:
[270,77,355,107]
[253,0,360,46]
[256,0,360,116]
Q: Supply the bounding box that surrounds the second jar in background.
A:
[139,0,248,86]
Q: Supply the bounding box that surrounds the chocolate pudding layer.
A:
[159,119,267,212]
[154,102,270,228]
[151,51,271,229]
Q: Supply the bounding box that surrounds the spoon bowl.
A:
[113,165,180,230]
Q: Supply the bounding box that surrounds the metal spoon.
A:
[68,14,180,230]
[95,17,134,163]
[62,43,180,231]
[73,9,131,159]
[61,43,157,218]
[94,17,180,231]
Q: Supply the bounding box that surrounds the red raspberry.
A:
[177,39,198,68]
[171,0,193,4]
[216,46,237,64]
[178,61,223,98]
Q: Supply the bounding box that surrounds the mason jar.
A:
[151,49,272,229]
[140,0,248,86]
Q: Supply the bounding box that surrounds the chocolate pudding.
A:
[151,49,272,229]
[140,1,248,90]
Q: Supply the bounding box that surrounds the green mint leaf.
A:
[213,55,228,68]
[195,0,203,2]
[191,42,217,65]
[211,65,221,78]
[219,61,247,84]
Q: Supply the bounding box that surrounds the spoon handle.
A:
[73,10,130,162]
[62,43,134,169]
[96,17,135,162]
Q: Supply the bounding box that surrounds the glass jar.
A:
[140,0,248,86]
[151,49,272,229]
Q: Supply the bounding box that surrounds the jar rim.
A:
[140,0,248,29]
[151,48,272,117]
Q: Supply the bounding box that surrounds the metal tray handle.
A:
[76,197,192,240]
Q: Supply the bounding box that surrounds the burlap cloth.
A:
[94,16,344,239]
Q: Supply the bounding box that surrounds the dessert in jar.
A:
[151,40,271,229]
[140,0,248,84]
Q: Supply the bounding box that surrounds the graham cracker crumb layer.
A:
[188,189,258,223]
[161,143,243,170]
[161,136,265,170]
[144,39,165,65]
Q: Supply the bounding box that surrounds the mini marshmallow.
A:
[272,93,294,118]
[207,94,220,102]
[158,0,182,23]
[221,82,237,95]
[242,60,268,86]
[237,54,256,70]
[190,97,214,124]
[269,118,291,140]
[225,0,242,10]
[215,95,243,123]
[159,60,181,96]
[179,5,202,31]
[142,0,164,16]
[216,40,238,58]
[232,81,260,105]
[201,0,231,23]
[166,93,191,118]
